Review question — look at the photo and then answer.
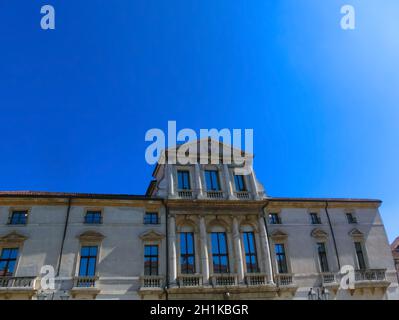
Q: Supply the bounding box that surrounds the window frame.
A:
[0,247,19,276]
[268,213,282,225]
[233,174,247,192]
[205,170,221,191]
[144,212,160,225]
[177,170,191,190]
[180,232,196,274]
[242,231,259,273]
[211,232,229,274]
[84,210,103,224]
[310,212,322,225]
[346,213,357,224]
[354,241,367,270]
[8,209,29,225]
[144,244,159,276]
[78,245,99,277]
[317,242,330,273]
[274,243,289,274]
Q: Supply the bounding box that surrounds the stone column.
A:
[168,214,177,287]
[250,167,260,199]
[194,163,204,199]
[258,215,274,284]
[167,165,176,198]
[232,217,244,284]
[199,216,210,285]
[223,164,234,199]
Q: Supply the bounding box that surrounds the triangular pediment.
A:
[77,230,105,242]
[139,230,165,241]
[0,231,27,244]
[311,228,329,239]
[348,228,364,238]
[270,229,288,240]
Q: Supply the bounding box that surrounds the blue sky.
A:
[0,1,398,242]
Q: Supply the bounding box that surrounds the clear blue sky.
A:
[0,1,398,242]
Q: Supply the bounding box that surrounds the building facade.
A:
[0,140,398,300]
[391,237,399,282]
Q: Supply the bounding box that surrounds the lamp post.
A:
[307,287,330,300]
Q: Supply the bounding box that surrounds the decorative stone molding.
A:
[139,230,165,241]
[176,217,199,233]
[206,217,231,233]
[77,230,105,242]
[0,231,28,245]
[310,228,329,240]
[348,228,364,240]
[270,229,288,241]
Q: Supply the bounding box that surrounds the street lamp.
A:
[307,287,330,300]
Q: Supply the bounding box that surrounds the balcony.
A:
[244,273,268,286]
[140,275,164,289]
[0,276,37,289]
[235,191,251,200]
[74,276,98,288]
[206,191,224,199]
[178,190,194,199]
[211,274,238,287]
[0,276,38,299]
[355,269,386,282]
[177,274,203,287]
[275,274,294,286]
[321,272,337,284]
[70,276,100,299]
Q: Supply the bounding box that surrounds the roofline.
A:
[0,191,382,204]
[267,197,382,204]
[0,191,161,201]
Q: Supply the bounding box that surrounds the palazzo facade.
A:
[0,140,397,300]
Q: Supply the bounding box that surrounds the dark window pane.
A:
[10,211,28,225]
[234,175,246,191]
[180,232,195,274]
[177,171,191,190]
[317,242,329,272]
[0,248,19,276]
[79,246,98,276]
[275,244,288,274]
[211,232,229,273]
[144,245,159,275]
[355,242,366,269]
[205,170,220,191]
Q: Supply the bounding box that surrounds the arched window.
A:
[180,226,195,274]
[211,226,229,274]
[242,228,259,273]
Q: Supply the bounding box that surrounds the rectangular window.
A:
[234,175,246,192]
[9,210,28,225]
[211,232,229,273]
[144,245,159,275]
[180,232,195,274]
[144,212,159,225]
[310,213,321,224]
[243,232,259,273]
[355,242,367,270]
[205,170,221,191]
[346,213,357,224]
[275,243,288,274]
[317,242,330,272]
[177,171,191,190]
[84,211,102,224]
[0,248,19,276]
[78,246,98,277]
[269,213,281,225]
